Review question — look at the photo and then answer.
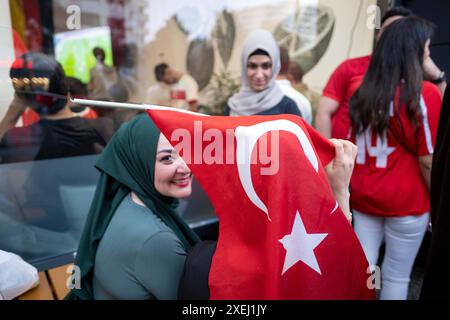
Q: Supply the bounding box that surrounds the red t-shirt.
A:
[322,55,371,139]
[349,81,442,217]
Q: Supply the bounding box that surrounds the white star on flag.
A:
[279,211,328,275]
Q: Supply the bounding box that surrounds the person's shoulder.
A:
[85,116,115,127]
[183,73,198,86]
[135,221,186,264]
[347,55,371,64]
[100,196,178,258]
[183,73,195,81]
[278,96,302,116]
[279,81,310,105]
[340,55,371,67]
[421,81,443,112]
[117,195,175,234]
[422,81,441,96]
[146,83,163,93]
[280,95,298,108]
[77,116,114,131]
[140,230,185,254]
[334,55,371,73]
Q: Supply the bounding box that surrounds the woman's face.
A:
[154,134,192,198]
[246,54,272,92]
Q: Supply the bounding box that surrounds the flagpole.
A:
[71,98,209,117]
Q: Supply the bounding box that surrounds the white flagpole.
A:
[71,98,209,117]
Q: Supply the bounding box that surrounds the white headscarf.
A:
[228,29,284,116]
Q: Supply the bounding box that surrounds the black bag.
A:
[178,240,217,300]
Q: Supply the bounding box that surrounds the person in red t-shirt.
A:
[348,16,442,300]
[316,7,446,139]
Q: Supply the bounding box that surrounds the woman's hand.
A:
[324,139,357,224]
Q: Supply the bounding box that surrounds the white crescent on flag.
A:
[235,119,319,221]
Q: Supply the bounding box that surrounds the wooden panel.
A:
[17,272,54,300]
[47,264,72,300]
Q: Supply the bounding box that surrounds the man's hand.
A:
[324,139,357,224]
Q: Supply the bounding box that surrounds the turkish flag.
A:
[147,110,374,300]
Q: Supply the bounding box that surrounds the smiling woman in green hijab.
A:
[65,113,199,300]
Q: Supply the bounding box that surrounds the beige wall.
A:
[304,0,376,92]
[0,0,15,120]
[140,17,189,90]
[138,0,376,103]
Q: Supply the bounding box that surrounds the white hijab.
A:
[228,29,284,116]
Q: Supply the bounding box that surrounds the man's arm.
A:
[0,95,28,140]
[314,96,340,139]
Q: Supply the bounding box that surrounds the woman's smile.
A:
[172,174,192,187]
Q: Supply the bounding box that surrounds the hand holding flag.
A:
[145,108,374,300]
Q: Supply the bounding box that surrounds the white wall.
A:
[0,0,15,120]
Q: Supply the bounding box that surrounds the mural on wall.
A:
[175,9,236,91]
[205,10,239,115]
[160,2,334,114]
[273,5,335,74]
[11,0,372,114]
[172,7,240,114]
[183,10,239,114]
[214,10,235,70]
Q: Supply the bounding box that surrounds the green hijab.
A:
[65,113,200,300]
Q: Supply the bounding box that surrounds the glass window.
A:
[1,0,373,270]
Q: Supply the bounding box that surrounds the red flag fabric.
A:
[147,110,374,300]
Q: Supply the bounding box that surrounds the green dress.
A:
[93,194,187,299]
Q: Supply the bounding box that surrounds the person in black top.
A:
[91,81,142,132]
[0,53,114,164]
[0,53,114,232]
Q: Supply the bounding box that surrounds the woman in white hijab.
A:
[225,29,301,116]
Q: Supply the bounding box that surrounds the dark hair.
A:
[249,49,269,58]
[93,47,106,61]
[10,52,68,115]
[279,46,290,75]
[381,6,413,25]
[66,77,87,97]
[288,61,304,83]
[108,81,129,103]
[350,16,434,135]
[154,63,169,82]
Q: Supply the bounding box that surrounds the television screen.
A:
[54,26,114,84]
